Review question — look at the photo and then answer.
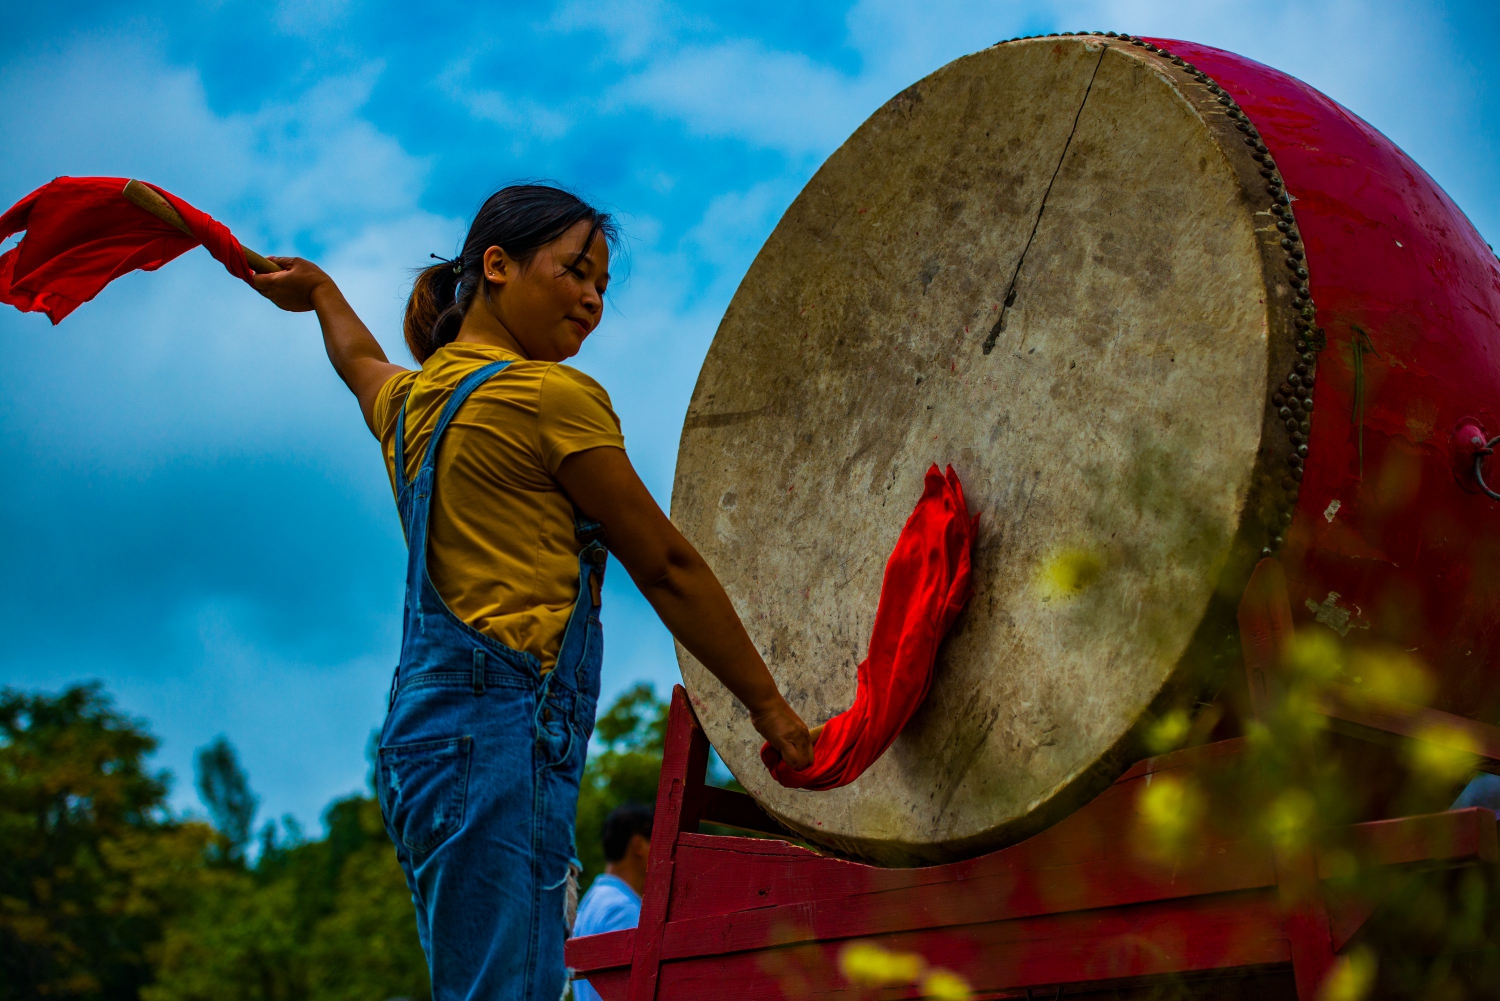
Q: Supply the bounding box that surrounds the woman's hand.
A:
[251,256,336,313]
[752,698,817,771]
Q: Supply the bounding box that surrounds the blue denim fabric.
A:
[375,361,605,1001]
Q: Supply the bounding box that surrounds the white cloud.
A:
[548,0,708,62]
[608,39,880,157]
[433,56,575,143]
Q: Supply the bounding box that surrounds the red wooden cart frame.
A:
[567,562,1500,999]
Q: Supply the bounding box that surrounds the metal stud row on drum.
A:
[989,30,1322,557]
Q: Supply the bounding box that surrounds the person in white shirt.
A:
[571,803,654,1001]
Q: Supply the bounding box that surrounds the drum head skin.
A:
[673,35,1306,865]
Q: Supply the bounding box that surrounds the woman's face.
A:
[482,220,610,362]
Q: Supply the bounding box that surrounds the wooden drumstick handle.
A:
[121,179,281,274]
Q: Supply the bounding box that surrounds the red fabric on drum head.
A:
[0,176,255,324]
[761,464,977,791]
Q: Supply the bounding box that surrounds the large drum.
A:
[671,33,1500,865]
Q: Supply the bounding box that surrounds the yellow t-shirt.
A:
[372,342,625,669]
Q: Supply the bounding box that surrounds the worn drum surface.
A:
[671,34,1500,865]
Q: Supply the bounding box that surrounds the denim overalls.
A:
[375,360,605,1001]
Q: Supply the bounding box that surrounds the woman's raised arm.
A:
[556,444,816,771]
[253,257,407,432]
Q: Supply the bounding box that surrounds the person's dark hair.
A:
[601,802,654,863]
[403,183,618,363]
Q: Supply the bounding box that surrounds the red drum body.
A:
[1164,38,1500,722]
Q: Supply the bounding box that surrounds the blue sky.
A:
[1,0,1496,833]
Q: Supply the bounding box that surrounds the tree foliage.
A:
[193,736,258,863]
[0,683,207,1000]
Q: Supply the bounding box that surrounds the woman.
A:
[253,184,814,1000]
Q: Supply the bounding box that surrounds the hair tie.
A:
[430,253,463,275]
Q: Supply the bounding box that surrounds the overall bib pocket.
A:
[377,735,473,855]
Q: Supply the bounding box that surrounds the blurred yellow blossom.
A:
[921,968,972,1001]
[1346,648,1433,705]
[1406,725,1479,784]
[1286,631,1343,683]
[839,941,924,986]
[1145,709,1192,754]
[1138,774,1203,855]
[1266,787,1318,851]
[1320,946,1376,1001]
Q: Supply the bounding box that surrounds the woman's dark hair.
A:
[404,183,618,363]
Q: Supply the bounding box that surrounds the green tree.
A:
[193,736,257,863]
[574,683,668,886]
[146,787,428,1001]
[0,683,209,1001]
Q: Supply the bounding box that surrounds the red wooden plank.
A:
[1316,684,1500,774]
[1238,558,1293,721]
[667,745,1256,923]
[568,928,634,971]
[626,686,710,1001]
[1272,846,1335,1001]
[1333,806,1499,875]
[1320,807,1499,954]
[1115,736,1249,783]
[677,832,812,857]
[660,833,1278,959]
[579,968,631,1001]
[655,891,1292,1000]
[646,806,1500,964]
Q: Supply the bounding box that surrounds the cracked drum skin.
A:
[671,34,1500,866]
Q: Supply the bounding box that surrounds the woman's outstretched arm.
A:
[253,257,407,432]
[556,445,816,771]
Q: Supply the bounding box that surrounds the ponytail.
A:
[402,183,617,364]
[403,260,467,363]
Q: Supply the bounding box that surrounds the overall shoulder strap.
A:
[397,359,514,601]
[419,359,513,473]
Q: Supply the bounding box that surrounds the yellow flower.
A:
[1406,725,1478,784]
[1265,787,1317,851]
[922,969,972,1001]
[1346,648,1433,705]
[1145,709,1192,754]
[1138,775,1203,854]
[1286,631,1342,683]
[1320,946,1376,1001]
[839,941,924,986]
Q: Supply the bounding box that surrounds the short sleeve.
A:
[574,884,641,936]
[537,365,625,474]
[371,369,418,449]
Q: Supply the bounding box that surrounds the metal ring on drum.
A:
[1475,437,1500,502]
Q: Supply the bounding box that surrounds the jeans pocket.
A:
[377,735,473,856]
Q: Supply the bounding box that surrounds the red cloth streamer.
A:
[762,464,977,790]
[0,176,256,324]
